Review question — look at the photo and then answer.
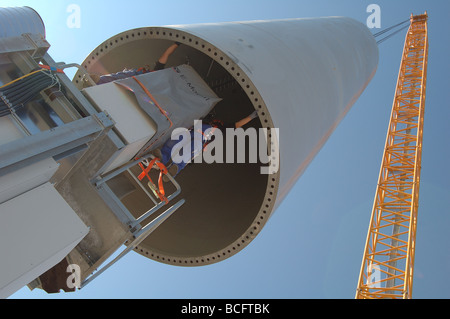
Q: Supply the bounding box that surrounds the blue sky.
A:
[5,0,450,299]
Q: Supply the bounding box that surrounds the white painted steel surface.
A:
[0,183,89,298]
[83,79,158,173]
[0,157,59,204]
[75,17,378,266]
[0,117,26,146]
[170,17,379,209]
[0,7,45,38]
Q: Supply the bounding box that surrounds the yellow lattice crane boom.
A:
[356,12,428,299]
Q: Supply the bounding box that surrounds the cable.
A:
[370,17,411,46]
[0,71,48,103]
[9,77,53,106]
[7,76,51,102]
[1,72,48,95]
[376,24,410,45]
[0,74,47,99]
[373,18,410,38]
[0,69,43,90]
[0,70,60,118]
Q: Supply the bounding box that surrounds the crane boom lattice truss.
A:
[356,13,428,299]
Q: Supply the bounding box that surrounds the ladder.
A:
[81,154,185,288]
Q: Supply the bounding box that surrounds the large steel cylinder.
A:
[0,6,45,38]
[74,17,378,266]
